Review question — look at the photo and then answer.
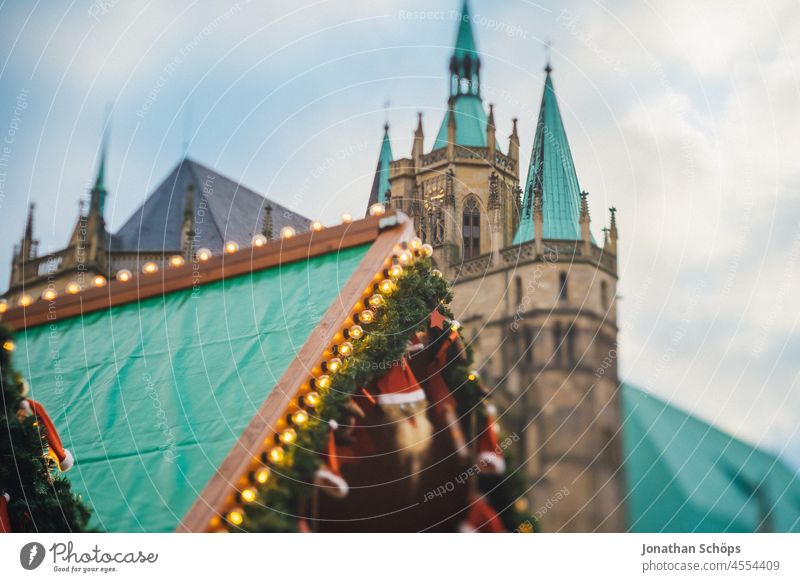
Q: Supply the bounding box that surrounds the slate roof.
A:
[113,158,310,253]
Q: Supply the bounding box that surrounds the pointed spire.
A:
[94,129,108,191]
[413,112,424,167]
[449,0,480,98]
[508,117,520,165]
[513,63,590,245]
[606,206,618,255]
[261,204,274,239]
[366,122,394,212]
[487,103,496,161]
[21,202,37,260]
[580,190,591,255]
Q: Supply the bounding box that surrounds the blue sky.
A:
[1,0,799,469]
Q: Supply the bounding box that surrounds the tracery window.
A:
[462,197,481,259]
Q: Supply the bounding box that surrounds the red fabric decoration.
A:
[26,399,73,471]
[429,308,448,330]
[477,408,505,474]
[0,493,11,533]
[459,494,506,533]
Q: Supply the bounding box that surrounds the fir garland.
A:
[0,324,91,532]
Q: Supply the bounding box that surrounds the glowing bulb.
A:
[379,279,395,294]
[450,320,461,332]
[291,409,309,427]
[432,269,443,278]
[311,221,324,232]
[2,340,15,352]
[169,255,185,268]
[388,264,403,279]
[279,428,297,445]
[304,391,321,408]
[408,237,422,251]
[280,226,296,240]
[116,269,132,282]
[240,487,257,503]
[252,234,267,247]
[267,446,285,464]
[359,310,374,324]
[143,262,158,274]
[42,288,58,301]
[66,282,81,295]
[327,358,343,373]
[225,241,239,254]
[368,294,384,309]
[348,325,363,340]
[341,213,353,224]
[92,275,107,288]
[317,375,331,390]
[18,294,32,307]
[227,509,244,526]
[338,342,353,357]
[397,251,413,266]
[369,203,385,217]
[421,243,434,257]
[254,466,271,484]
[0,299,7,313]
[468,372,478,382]
[197,248,212,261]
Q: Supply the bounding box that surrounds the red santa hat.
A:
[313,419,349,498]
[477,404,505,475]
[23,399,74,471]
[458,494,506,533]
[0,493,11,533]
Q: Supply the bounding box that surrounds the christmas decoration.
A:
[0,324,90,532]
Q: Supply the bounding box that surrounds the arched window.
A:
[566,326,577,368]
[553,322,564,366]
[462,197,481,259]
[515,276,523,307]
[559,272,568,301]
[600,280,609,310]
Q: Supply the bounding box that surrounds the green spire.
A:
[90,124,109,218]
[367,123,393,209]
[449,0,480,98]
[514,65,591,244]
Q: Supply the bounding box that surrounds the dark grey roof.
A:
[113,158,310,253]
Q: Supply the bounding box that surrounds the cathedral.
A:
[366,0,624,531]
[3,0,623,532]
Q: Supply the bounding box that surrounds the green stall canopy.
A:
[622,383,800,532]
[13,244,370,532]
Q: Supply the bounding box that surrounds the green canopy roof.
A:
[514,70,586,243]
[622,383,800,532]
[13,244,370,532]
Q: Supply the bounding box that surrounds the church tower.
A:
[365,1,624,532]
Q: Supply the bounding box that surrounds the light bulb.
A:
[432,269,443,278]
[408,237,422,251]
[227,509,244,526]
[311,221,324,232]
[291,409,309,427]
[92,275,107,288]
[450,320,461,332]
[379,279,395,294]
[197,248,212,261]
[225,241,239,254]
[348,325,364,340]
[338,342,353,357]
[388,264,403,279]
[304,391,321,408]
[252,234,267,247]
[0,299,7,313]
[421,243,434,257]
[279,428,297,445]
[116,269,132,282]
[253,466,271,484]
[369,203,385,217]
[267,446,285,464]
[66,282,81,294]
[169,255,185,268]
[317,375,331,390]
[327,358,343,373]
[341,213,353,224]
[280,226,295,239]
[468,372,478,382]
[397,251,413,266]
[42,288,57,301]
[18,294,32,307]
[359,310,374,324]
[240,487,257,503]
[2,340,15,352]
[142,262,158,274]
[368,294,384,308]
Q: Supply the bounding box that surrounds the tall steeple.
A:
[90,127,109,218]
[514,63,589,244]
[449,0,480,98]
[366,123,394,210]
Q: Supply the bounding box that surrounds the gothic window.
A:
[515,276,523,307]
[601,280,609,310]
[462,197,481,259]
[523,325,534,367]
[566,326,577,368]
[559,272,568,301]
[553,322,564,367]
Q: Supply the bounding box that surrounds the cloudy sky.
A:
[1,0,798,469]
